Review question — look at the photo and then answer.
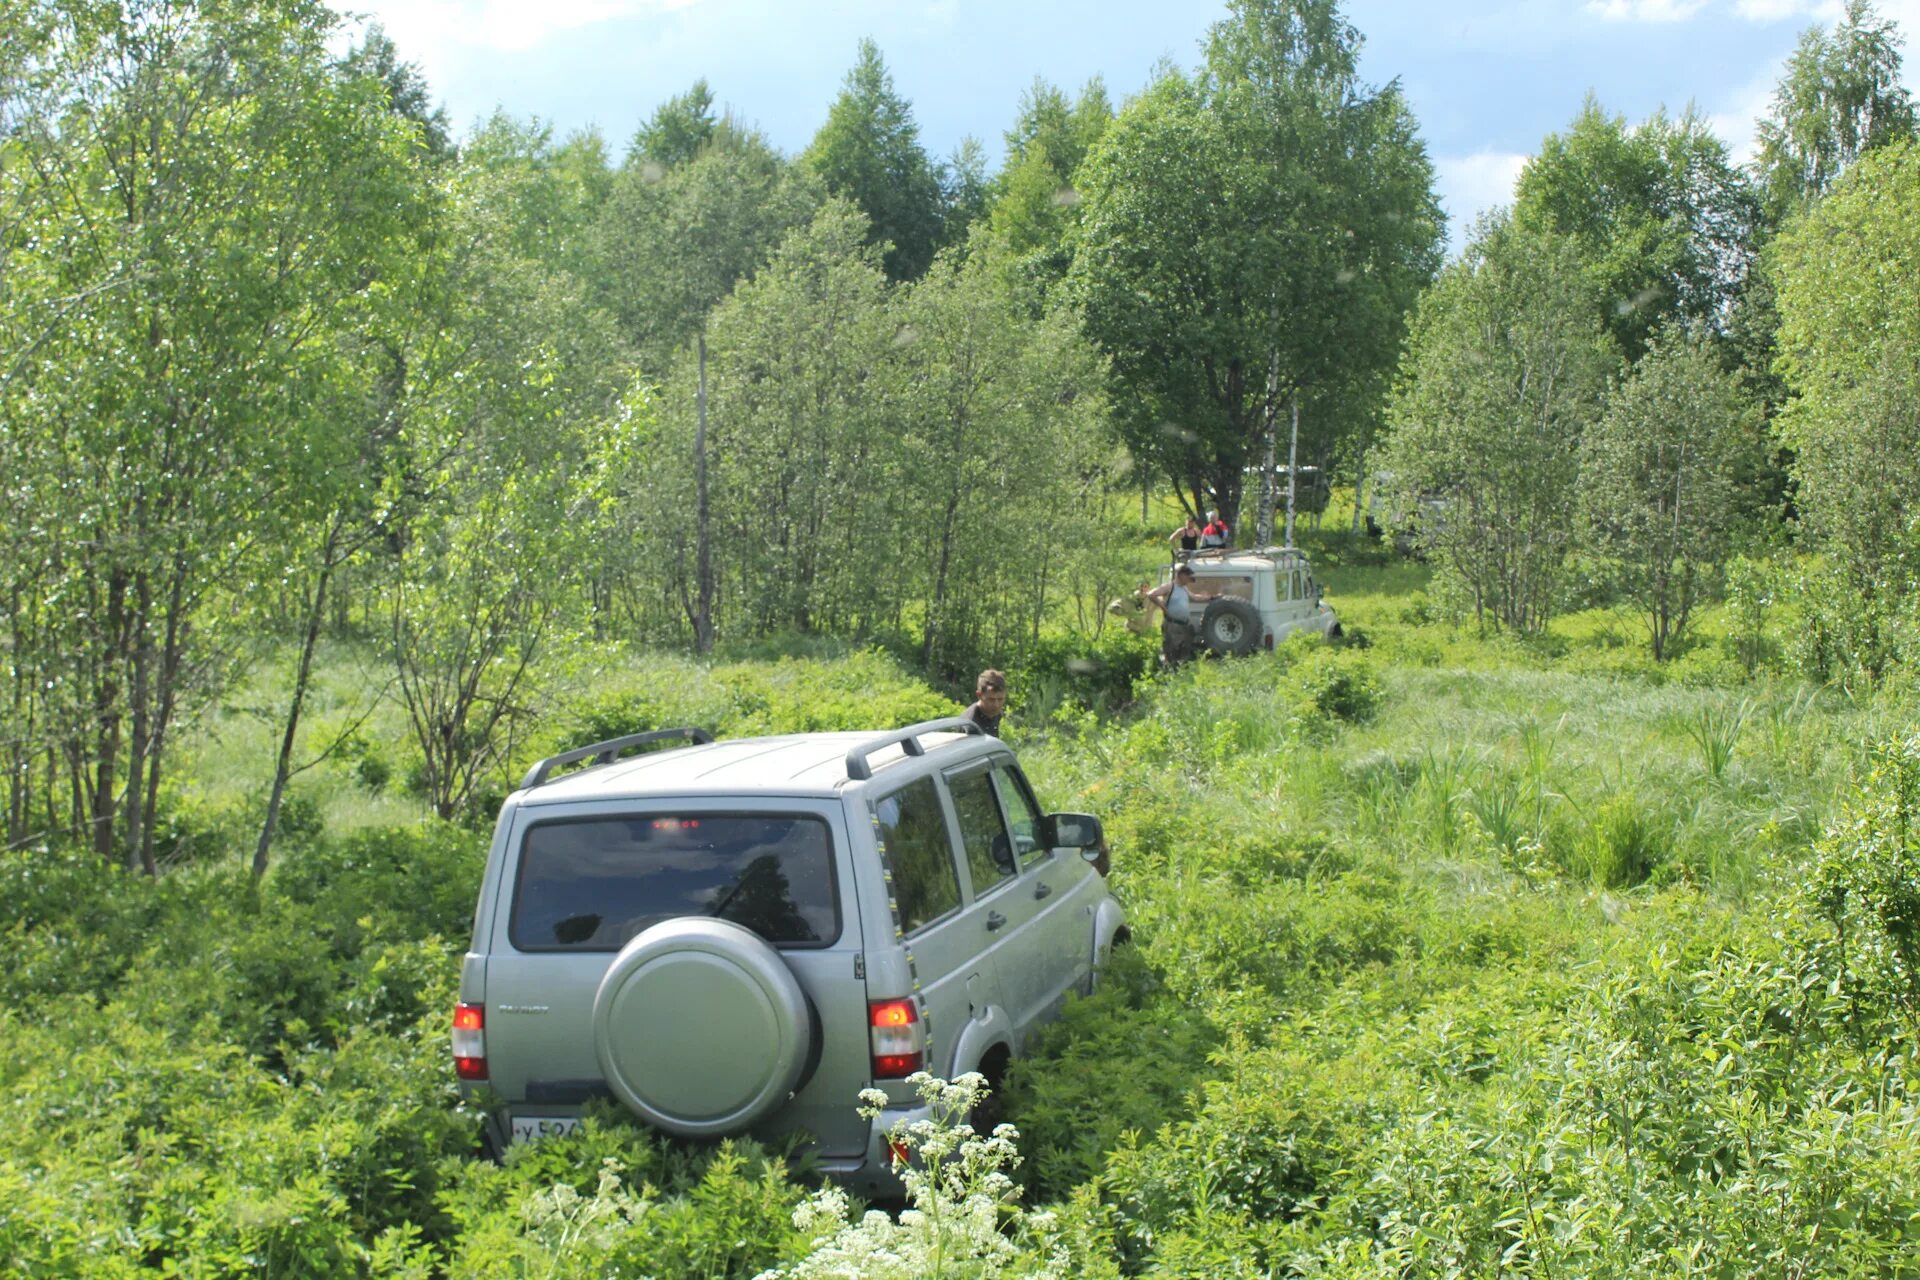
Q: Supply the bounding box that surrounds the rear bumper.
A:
[470,1094,926,1199]
[815,1101,929,1198]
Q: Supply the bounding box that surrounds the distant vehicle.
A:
[1135,546,1341,655]
[1367,471,1451,556]
[454,720,1125,1197]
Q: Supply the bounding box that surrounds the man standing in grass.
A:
[963,670,1008,737]
[1142,563,1216,669]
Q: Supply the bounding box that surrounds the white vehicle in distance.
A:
[1157,545,1341,656]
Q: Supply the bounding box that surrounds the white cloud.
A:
[1729,0,1841,20]
[354,0,703,55]
[1705,71,1777,164]
[1434,150,1530,248]
[1586,0,1709,21]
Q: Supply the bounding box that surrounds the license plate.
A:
[510,1115,583,1144]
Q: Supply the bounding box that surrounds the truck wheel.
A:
[1200,598,1263,657]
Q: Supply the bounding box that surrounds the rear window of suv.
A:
[509,813,838,951]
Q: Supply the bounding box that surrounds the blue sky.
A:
[344,0,1920,243]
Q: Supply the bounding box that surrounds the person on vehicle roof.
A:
[962,669,1007,737]
[1141,563,1216,669]
[1201,509,1231,549]
[1168,514,1202,558]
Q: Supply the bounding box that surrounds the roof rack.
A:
[521,727,715,791]
[844,717,982,782]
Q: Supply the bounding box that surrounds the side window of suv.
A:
[948,767,1017,896]
[991,767,1043,860]
[873,777,962,934]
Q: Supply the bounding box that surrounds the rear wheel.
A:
[969,1045,1011,1135]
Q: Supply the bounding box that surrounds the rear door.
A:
[481,799,871,1156]
[942,761,1049,1034]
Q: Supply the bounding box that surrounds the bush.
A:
[1811,734,1920,1032]
[1021,627,1159,716]
[1285,642,1381,726]
[1001,948,1220,1198]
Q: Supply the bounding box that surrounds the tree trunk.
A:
[254,520,340,880]
[1284,398,1300,550]
[1255,370,1280,549]
[139,563,189,877]
[692,330,716,654]
[123,570,152,873]
[91,568,127,863]
[923,493,962,671]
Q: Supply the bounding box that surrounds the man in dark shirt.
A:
[962,669,1007,736]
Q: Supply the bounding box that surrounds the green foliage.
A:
[1513,99,1758,360]
[1019,627,1159,718]
[629,78,719,169]
[440,1132,807,1280]
[1812,734,1920,1030]
[801,39,946,281]
[1284,640,1381,726]
[1772,140,1920,676]
[1755,0,1916,216]
[1579,329,1766,659]
[1379,214,1617,632]
[1002,948,1221,1198]
[1070,0,1442,521]
[1,0,434,867]
[595,122,819,372]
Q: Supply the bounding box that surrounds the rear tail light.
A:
[869,997,925,1078]
[453,1002,487,1080]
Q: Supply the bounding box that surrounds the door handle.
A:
[985,911,1007,931]
[1034,881,1053,900]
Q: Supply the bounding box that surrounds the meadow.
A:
[4,526,1917,1278]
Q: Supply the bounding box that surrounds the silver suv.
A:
[453,718,1125,1196]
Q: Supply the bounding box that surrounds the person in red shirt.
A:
[1201,509,1231,549]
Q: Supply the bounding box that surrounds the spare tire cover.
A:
[592,917,810,1137]
[1201,597,1263,657]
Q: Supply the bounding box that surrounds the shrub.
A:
[1572,791,1670,888]
[1020,628,1159,716]
[1000,948,1220,1198]
[1286,643,1381,726]
[758,1074,1067,1280]
[1810,734,1920,1033]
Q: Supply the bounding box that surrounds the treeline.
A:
[3,0,1918,870]
[0,4,1127,867]
[1377,1,1920,667]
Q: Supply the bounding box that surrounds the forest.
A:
[5,0,1920,1274]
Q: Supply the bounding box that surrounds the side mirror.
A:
[1041,812,1104,852]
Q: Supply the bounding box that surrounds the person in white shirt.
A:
[1140,562,1217,669]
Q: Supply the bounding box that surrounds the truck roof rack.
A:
[521,727,715,791]
[844,717,982,782]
